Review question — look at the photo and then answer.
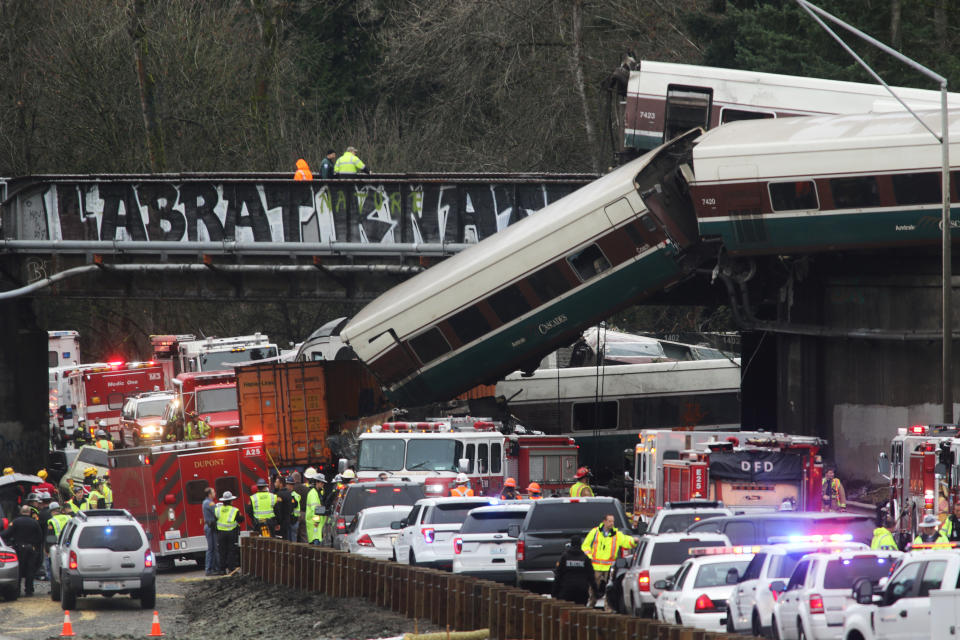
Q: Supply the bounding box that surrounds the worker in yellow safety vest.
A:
[821,468,846,512]
[571,467,595,497]
[215,491,243,573]
[581,514,637,610]
[871,516,899,550]
[333,146,369,175]
[304,469,327,545]
[248,478,278,537]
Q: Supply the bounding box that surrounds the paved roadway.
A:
[0,560,205,639]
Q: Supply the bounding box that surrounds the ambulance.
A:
[64,361,166,444]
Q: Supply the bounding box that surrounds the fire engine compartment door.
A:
[709,451,803,508]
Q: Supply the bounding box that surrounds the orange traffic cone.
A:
[147,610,165,637]
[60,610,75,637]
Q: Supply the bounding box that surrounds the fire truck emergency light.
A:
[767,534,854,544]
[214,438,226,446]
[910,541,958,549]
[909,425,928,434]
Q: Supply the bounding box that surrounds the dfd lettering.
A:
[741,460,774,473]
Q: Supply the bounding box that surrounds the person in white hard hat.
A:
[215,491,244,573]
[914,513,949,545]
[450,473,474,497]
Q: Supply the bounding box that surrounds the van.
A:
[684,512,875,547]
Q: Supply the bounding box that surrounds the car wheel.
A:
[140,583,156,609]
[771,616,781,640]
[675,612,682,626]
[752,610,764,638]
[2,586,18,602]
[409,550,417,567]
[61,580,77,610]
[726,606,736,633]
[50,575,61,601]
[797,620,808,640]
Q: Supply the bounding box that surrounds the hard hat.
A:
[778,499,794,512]
[37,469,48,480]
[96,429,107,438]
[98,420,107,428]
[25,493,39,502]
[455,473,469,483]
[283,475,294,485]
[342,469,356,480]
[574,467,591,479]
[36,491,51,501]
[504,477,517,488]
[921,514,940,528]
[2,467,13,475]
[83,467,98,478]
[221,491,237,502]
[256,478,268,488]
[527,482,541,493]
[303,468,317,480]
[49,501,61,510]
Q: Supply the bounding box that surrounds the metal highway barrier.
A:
[241,537,764,640]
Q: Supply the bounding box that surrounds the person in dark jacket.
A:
[319,150,337,179]
[0,505,44,596]
[273,475,294,541]
[553,534,597,605]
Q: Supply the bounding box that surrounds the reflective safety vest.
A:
[84,489,104,510]
[571,482,594,497]
[870,527,898,550]
[306,487,323,519]
[216,504,240,531]
[251,491,278,520]
[49,513,71,537]
[527,494,542,500]
[291,492,301,519]
[450,485,474,497]
[581,524,636,571]
[334,152,365,174]
[96,438,114,450]
[184,420,197,440]
[101,483,113,508]
[822,477,846,508]
[197,419,211,439]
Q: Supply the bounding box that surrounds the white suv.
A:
[50,509,156,610]
[725,540,868,638]
[452,503,531,583]
[644,501,733,535]
[773,549,901,640]
[392,496,494,568]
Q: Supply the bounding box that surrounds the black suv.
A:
[323,481,426,548]
[513,496,634,590]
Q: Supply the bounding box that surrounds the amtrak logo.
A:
[538,314,568,335]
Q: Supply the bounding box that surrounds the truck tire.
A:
[140,584,156,609]
[409,550,418,567]
[2,586,18,601]
[50,575,61,601]
[752,610,765,638]
[61,581,77,610]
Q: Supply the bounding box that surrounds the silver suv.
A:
[50,509,156,610]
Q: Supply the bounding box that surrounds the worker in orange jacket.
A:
[294,158,313,181]
[450,473,474,497]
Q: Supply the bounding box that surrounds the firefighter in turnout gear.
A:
[216,491,243,573]
[941,502,960,542]
[450,473,474,497]
[821,468,846,512]
[304,468,326,545]
[248,478,278,537]
[571,467,595,497]
[582,514,637,610]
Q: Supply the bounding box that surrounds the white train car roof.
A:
[631,60,960,115]
[692,108,960,182]
[341,146,667,345]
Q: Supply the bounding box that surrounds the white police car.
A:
[391,496,494,568]
[655,547,754,631]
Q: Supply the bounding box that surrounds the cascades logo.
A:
[538,314,568,335]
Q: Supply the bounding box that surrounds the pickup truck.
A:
[842,546,960,640]
[512,496,635,590]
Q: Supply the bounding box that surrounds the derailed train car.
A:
[340,129,706,407]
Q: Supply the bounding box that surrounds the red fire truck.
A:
[168,372,240,437]
[878,424,958,536]
[110,434,268,568]
[355,418,580,497]
[65,361,165,444]
[633,429,827,522]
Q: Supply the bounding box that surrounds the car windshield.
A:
[771,551,811,578]
[341,485,426,517]
[77,525,143,551]
[526,502,627,531]
[656,512,727,534]
[425,503,487,525]
[136,399,170,417]
[358,439,405,471]
[650,540,725,565]
[823,556,894,589]
[199,346,278,371]
[693,560,751,588]
[360,509,407,530]
[460,511,527,534]
[406,439,462,472]
[196,388,237,414]
[604,342,664,358]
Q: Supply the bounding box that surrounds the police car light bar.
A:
[689,545,763,556]
[909,542,958,550]
[767,534,854,544]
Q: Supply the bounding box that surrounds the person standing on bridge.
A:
[294,158,313,181]
[821,467,846,512]
[320,150,337,179]
[334,146,369,175]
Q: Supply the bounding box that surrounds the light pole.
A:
[796,0,953,422]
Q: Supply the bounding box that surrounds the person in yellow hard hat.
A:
[3,467,13,475]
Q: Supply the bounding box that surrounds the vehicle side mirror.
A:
[653,580,668,590]
[853,577,875,605]
[877,452,891,476]
[507,524,521,538]
[769,580,786,594]
[458,458,470,473]
[390,521,403,530]
[726,568,740,584]
[338,458,348,474]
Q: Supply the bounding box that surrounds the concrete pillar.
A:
[0,297,47,474]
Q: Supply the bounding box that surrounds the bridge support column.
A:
[0,297,47,474]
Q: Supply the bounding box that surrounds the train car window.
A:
[571,401,618,430]
[567,244,611,282]
[892,172,941,205]
[830,176,881,209]
[719,108,774,124]
[641,216,658,233]
[527,264,571,303]
[663,84,712,141]
[448,306,490,345]
[489,285,530,324]
[769,181,819,212]
[408,327,451,365]
[630,392,740,429]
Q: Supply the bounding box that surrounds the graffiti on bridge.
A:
[13,180,583,246]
